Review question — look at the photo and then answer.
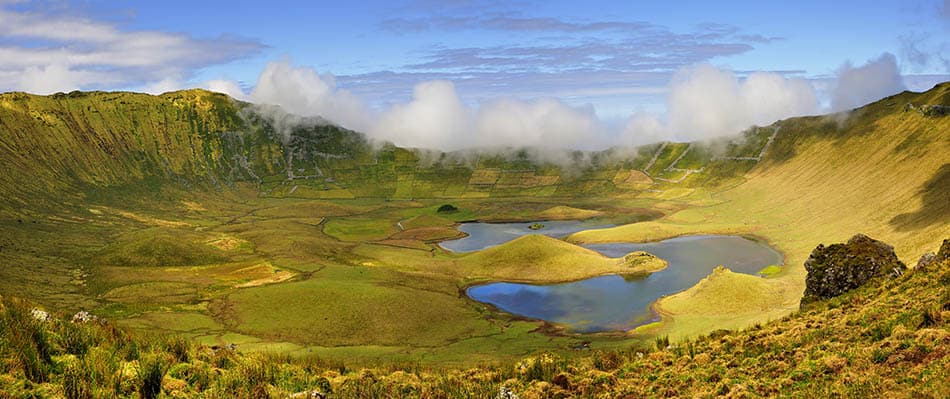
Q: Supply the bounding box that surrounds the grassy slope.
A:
[638,267,793,341]
[534,205,604,220]
[570,83,950,340]
[2,255,945,398]
[0,90,251,213]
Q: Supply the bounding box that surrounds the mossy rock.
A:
[801,234,905,305]
[937,239,950,262]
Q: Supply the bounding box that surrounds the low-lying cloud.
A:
[372,80,471,150]
[212,54,909,153]
[665,65,818,141]
[371,80,605,151]
[216,61,820,151]
[831,53,905,112]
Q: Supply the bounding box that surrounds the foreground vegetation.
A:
[2,245,946,398]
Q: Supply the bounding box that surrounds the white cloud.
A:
[16,64,87,94]
[664,65,818,140]
[0,5,262,94]
[621,113,665,145]
[370,80,606,151]
[249,61,371,131]
[830,53,905,112]
[226,61,823,152]
[205,80,249,101]
[474,98,602,150]
[141,77,187,95]
[372,80,471,150]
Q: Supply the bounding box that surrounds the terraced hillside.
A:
[0,89,785,214]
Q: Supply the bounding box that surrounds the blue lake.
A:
[445,225,783,333]
[438,220,615,253]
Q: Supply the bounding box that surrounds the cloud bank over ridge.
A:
[210,55,910,152]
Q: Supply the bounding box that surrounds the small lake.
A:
[439,220,615,253]
[456,227,783,333]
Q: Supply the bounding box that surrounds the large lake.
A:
[443,224,783,333]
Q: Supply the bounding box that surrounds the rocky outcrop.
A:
[917,239,950,270]
[916,253,938,270]
[801,234,906,305]
[937,239,950,262]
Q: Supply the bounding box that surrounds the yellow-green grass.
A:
[116,310,224,334]
[101,281,199,304]
[219,265,492,347]
[399,214,456,229]
[566,219,750,244]
[370,239,434,251]
[251,199,370,219]
[534,205,604,220]
[92,260,293,294]
[388,226,465,242]
[757,265,783,276]
[216,216,356,272]
[322,216,398,242]
[633,266,797,341]
[93,227,229,267]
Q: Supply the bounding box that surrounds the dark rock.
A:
[920,104,950,117]
[801,234,905,305]
[917,239,950,271]
[937,239,950,262]
[916,253,937,270]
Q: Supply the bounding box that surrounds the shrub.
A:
[654,336,670,351]
[0,299,53,383]
[593,351,623,371]
[163,335,191,362]
[62,362,92,399]
[59,322,99,357]
[436,204,458,213]
[136,354,168,399]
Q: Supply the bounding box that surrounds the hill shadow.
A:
[889,163,950,231]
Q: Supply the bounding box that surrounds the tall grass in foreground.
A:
[1,257,948,398]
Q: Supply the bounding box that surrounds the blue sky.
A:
[1,0,948,148]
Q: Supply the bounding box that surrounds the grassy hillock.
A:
[458,234,666,282]
[2,249,945,398]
